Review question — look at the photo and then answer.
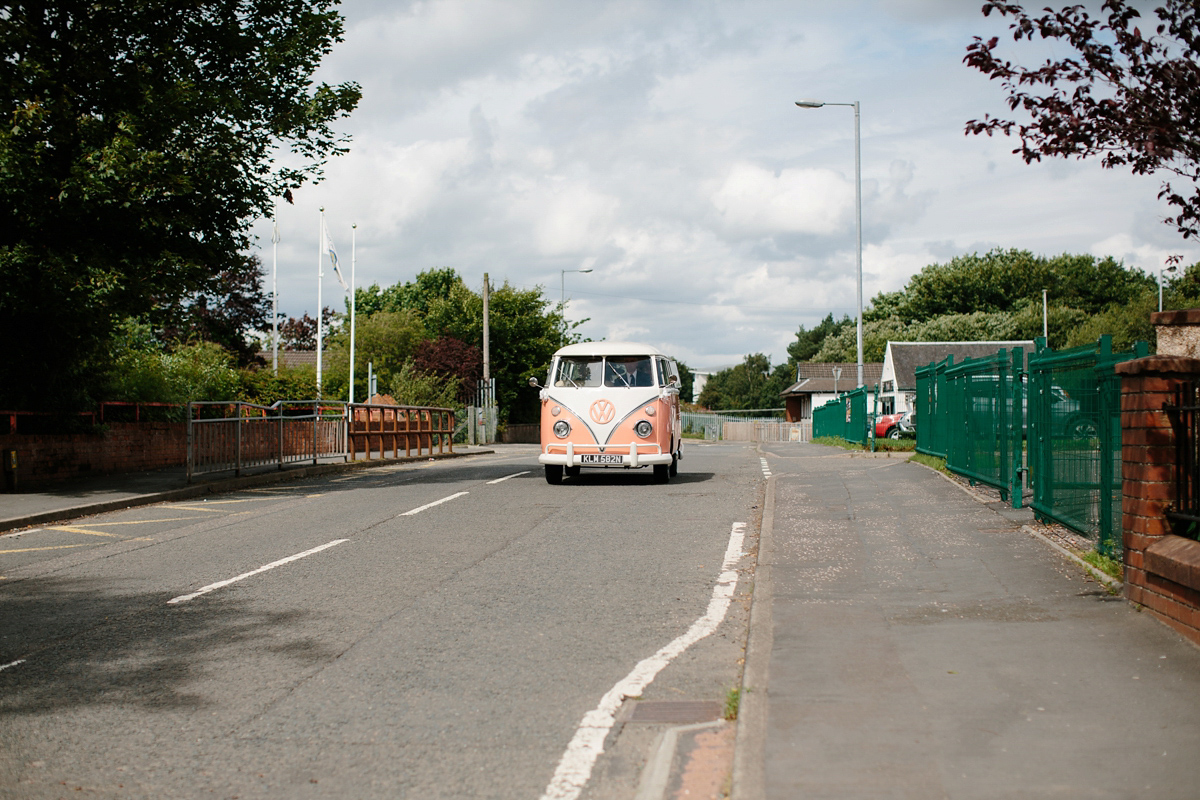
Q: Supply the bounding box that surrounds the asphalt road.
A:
[0,443,762,800]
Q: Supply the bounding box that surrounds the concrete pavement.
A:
[739,442,1200,800]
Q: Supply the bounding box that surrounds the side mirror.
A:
[668,376,680,386]
[528,376,541,388]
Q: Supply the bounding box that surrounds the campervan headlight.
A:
[634,420,653,438]
[553,420,571,438]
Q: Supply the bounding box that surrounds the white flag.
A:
[321,216,348,290]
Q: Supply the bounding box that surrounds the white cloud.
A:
[253,0,1200,367]
[711,163,853,238]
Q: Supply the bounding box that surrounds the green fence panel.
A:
[1028,335,1148,556]
[813,387,868,444]
[812,396,841,440]
[843,386,869,445]
[916,356,953,459]
[942,348,1025,504]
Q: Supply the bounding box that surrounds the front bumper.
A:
[538,441,673,468]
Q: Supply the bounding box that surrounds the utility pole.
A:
[482,273,490,382]
[272,203,279,374]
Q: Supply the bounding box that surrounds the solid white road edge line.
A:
[487,471,530,485]
[538,521,748,800]
[0,659,25,672]
[400,492,469,516]
[167,539,349,605]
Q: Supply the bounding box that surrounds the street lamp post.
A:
[1160,264,1178,312]
[796,99,863,389]
[561,268,594,307]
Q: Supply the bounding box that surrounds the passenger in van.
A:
[605,357,653,387]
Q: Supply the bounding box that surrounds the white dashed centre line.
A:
[167,539,349,605]
[0,659,26,672]
[400,492,469,516]
[487,471,529,485]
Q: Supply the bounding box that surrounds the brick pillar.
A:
[1116,355,1200,644]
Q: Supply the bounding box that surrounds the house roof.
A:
[256,350,317,369]
[782,362,884,396]
[887,341,1036,390]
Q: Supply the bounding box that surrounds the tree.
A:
[0,0,361,409]
[965,0,1200,239]
[787,314,852,363]
[697,354,791,411]
[413,336,483,403]
[320,309,425,401]
[157,254,271,366]
[676,362,696,404]
[278,307,340,351]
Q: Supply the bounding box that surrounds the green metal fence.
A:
[813,386,868,444]
[1028,335,1148,556]
[915,356,952,460]
[917,336,1147,556]
[946,348,1025,504]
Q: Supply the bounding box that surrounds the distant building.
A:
[255,350,317,369]
[780,362,883,422]
[879,341,1036,415]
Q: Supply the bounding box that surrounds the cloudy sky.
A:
[253,0,1200,371]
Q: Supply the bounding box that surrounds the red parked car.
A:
[875,411,910,440]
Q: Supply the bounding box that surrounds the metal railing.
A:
[1164,380,1200,540]
[347,404,454,460]
[187,400,455,481]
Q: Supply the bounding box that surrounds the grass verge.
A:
[811,435,916,453]
[910,452,949,474]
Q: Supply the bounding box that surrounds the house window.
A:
[881,397,895,415]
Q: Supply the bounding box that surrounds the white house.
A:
[879,341,1037,415]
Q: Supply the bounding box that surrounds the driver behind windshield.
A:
[605,357,653,387]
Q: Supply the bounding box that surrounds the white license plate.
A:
[580,454,623,464]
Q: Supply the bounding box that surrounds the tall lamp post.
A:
[796,99,863,389]
[1160,264,1178,312]
[561,268,593,307]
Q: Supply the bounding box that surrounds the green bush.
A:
[239,366,318,406]
[106,321,240,403]
[388,363,461,408]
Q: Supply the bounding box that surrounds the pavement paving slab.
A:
[746,442,1200,800]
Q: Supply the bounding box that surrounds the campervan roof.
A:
[553,341,667,358]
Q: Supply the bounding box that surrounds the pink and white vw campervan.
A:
[532,342,683,484]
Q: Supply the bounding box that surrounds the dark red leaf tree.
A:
[965,1,1200,238]
[413,335,483,403]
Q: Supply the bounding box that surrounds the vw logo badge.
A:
[590,399,616,424]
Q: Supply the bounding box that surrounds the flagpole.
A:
[272,203,279,375]
[317,207,324,399]
[350,224,357,405]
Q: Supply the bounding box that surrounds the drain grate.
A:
[621,700,724,724]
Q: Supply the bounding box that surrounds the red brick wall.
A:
[1116,356,1200,645]
[0,422,185,487]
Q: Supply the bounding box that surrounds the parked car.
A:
[875,411,910,440]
